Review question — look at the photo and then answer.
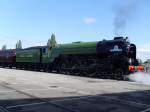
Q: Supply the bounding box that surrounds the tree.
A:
[47,33,57,48]
[16,40,22,49]
[2,45,6,50]
[47,38,51,48]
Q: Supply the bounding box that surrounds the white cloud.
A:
[83,17,96,24]
[137,51,150,62]
[137,44,150,61]
[137,44,150,52]
[0,36,18,49]
[0,35,46,49]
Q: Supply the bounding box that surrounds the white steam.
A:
[129,72,150,85]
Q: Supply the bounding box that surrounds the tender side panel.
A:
[16,49,41,63]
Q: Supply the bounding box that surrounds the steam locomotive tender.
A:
[0,37,143,80]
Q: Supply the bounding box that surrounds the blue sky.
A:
[0,0,150,60]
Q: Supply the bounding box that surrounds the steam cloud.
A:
[129,72,150,85]
[113,0,137,36]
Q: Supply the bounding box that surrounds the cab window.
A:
[42,48,46,54]
[42,48,48,54]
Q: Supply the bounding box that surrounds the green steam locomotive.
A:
[0,37,144,80]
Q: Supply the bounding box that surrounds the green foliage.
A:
[2,45,6,50]
[47,33,57,48]
[16,40,22,49]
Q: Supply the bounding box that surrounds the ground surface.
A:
[0,68,149,112]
